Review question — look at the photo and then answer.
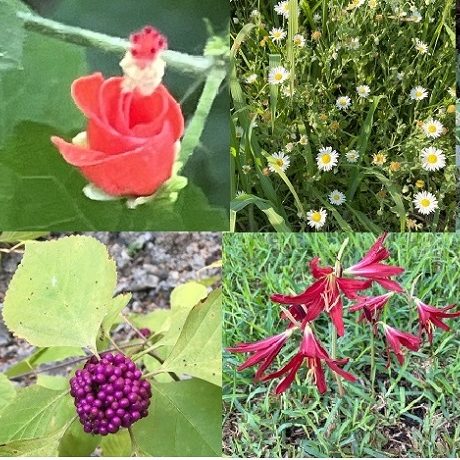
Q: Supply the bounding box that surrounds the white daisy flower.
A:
[345,149,359,162]
[356,85,370,98]
[409,86,428,101]
[245,73,258,84]
[328,190,346,206]
[268,151,291,172]
[268,66,289,85]
[413,191,438,215]
[313,13,321,22]
[420,147,446,171]
[414,39,428,54]
[299,134,309,145]
[270,27,287,42]
[307,208,327,230]
[235,190,246,198]
[422,119,444,139]
[336,96,352,110]
[317,147,339,171]
[293,34,306,47]
[274,0,290,18]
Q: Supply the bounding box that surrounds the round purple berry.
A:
[70,352,151,435]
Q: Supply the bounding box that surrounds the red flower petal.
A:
[51,129,176,196]
[71,73,104,119]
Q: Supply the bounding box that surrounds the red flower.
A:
[261,325,356,394]
[383,324,420,365]
[51,27,184,197]
[271,258,371,336]
[226,331,292,380]
[349,292,394,323]
[343,233,404,292]
[415,298,460,344]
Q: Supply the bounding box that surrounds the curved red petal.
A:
[71,73,104,119]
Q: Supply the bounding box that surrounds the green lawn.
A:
[222,232,460,457]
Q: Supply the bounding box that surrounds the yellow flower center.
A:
[426,154,437,164]
[420,198,430,207]
[322,154,331,164]
[427,125,437,133]
[311,212,322,222]
[416,91,423,97]
[274,73,283,81]
[275,159,284,167]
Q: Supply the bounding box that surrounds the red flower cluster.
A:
[227,234,459,395]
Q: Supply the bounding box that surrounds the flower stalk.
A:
[17,11,214,74]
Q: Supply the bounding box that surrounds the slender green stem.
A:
[128,426,141,457]
[370,328,376,396]
[179,65,227,163]
[8,342,144,380]
[330,325,344,396]
[17,11,214,74]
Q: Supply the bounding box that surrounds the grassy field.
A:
[230,0,456,232]
[222,232,460,457]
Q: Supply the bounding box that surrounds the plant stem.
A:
[330,324,344,397]
[128,426,141,457]
[370,328,376,397]
[331,237,349,396]
[179,64,227,164]
[17,11,214,74]
[8,342,144,381]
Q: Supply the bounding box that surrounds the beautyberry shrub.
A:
[70,352,151,435]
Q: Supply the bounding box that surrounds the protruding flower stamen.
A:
[120,25,168,96]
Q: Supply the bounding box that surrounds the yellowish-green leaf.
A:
[160,289,221,386]
[3,235,117,353]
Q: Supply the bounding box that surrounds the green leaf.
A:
[0,0,27,71]
[100,428,131,456]
[0,32,87,147]
[59,420,100,457]
[0,231,48,243]
[132,379,221,456]
[3,235,117,353]
[0,385,74,443]
[101,293,132,337]
[231,194,291,232]
[161,289,221,386]
[5,346,85,378]
[0,428,65,457]
[129,309,170,336]
[154,281,208,355]
[142,355,174,383]
[36,375,69,391]
[0,374,15,412]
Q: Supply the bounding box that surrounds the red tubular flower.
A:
[415,298,460,344]
[226,330,293,380]
[260,325,357,394]
[51,26,184,198]
[343,233,404,292]
[349,292,394,323]
[382,324,420,365]
[271,258,371,336]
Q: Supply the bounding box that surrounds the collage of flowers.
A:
[231,0,456,232]
[0,0,459,458]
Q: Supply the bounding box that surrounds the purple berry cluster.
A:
[70,352,151,436]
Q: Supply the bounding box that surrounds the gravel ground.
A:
[0,232,221,374]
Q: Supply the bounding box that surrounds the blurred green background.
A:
[0,0,229,230]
